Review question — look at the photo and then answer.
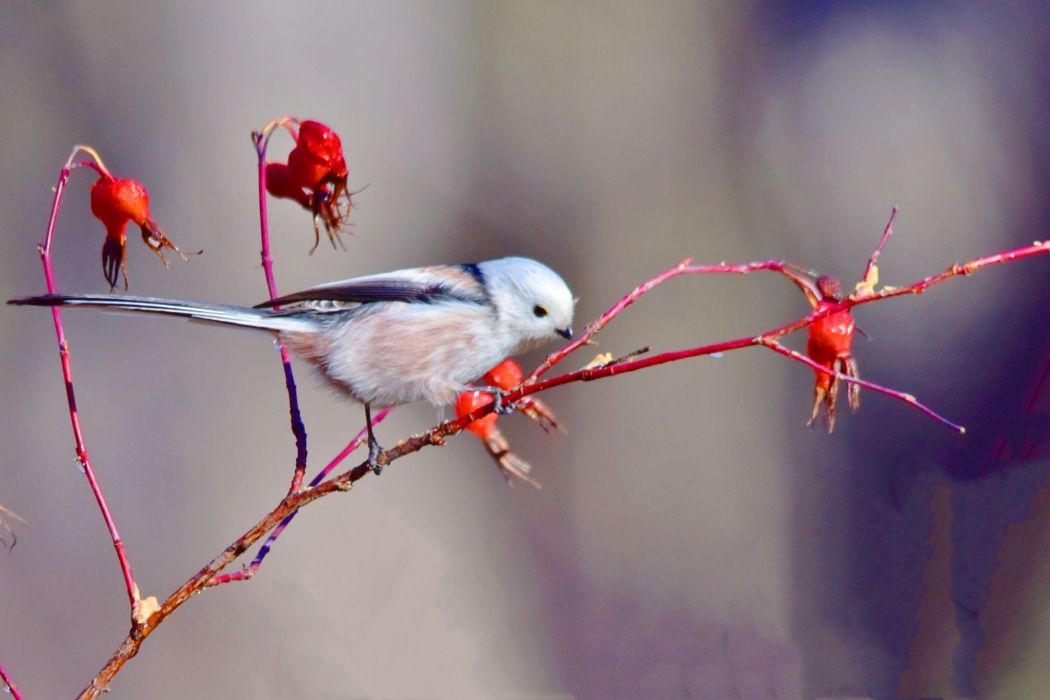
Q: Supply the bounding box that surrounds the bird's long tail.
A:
[7,294,315,333]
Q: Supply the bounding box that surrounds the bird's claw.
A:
[367,436,384,475]
[487,386,517,415]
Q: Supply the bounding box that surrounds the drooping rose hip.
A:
[456,390,499,440]
[805,275,860,431]
[90,176,195,290]
[454,388,538,487]
[265,119,353,252]
[452,357,565,486]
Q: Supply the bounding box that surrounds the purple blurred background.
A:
[1,2,1048,698]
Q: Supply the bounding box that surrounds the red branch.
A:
[38,147,141,618]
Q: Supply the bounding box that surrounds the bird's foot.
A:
[478,385,516,415]
[367,435,384,475]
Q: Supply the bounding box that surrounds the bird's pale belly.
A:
[280,304,509,407]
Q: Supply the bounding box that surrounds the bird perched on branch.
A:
[10,256,575,471]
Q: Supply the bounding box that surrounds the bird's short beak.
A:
[557,326,574,339]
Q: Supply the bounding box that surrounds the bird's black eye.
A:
[533,305,548,318]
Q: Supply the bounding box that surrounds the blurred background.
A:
[1,2,1048,698]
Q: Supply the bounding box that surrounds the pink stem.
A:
[0,659,23,700]
[528,258,691,380]
[207,406,392,587]
[528,258,809,382]
[853,241,1050,305]
[254,126,309,494]
[40,158,139,613]
[762,340,965,432]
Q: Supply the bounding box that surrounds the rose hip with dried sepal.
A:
[455,388,539,487]
[264,119,353,252]
[805,275,860,431]
[90,175,196,290]
[456,390,500,440]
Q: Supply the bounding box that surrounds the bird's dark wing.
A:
[255,263,489,309]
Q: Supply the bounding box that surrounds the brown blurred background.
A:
[1,2,1048,698]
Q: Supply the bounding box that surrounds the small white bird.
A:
[9,256,575,470]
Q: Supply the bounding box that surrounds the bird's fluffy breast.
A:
[284,301,511,406]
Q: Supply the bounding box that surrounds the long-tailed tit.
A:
[10,256,575,470]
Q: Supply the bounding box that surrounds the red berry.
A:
[89,174,195,290]
[91,177,151,233]
[455,391,498,439]
[807,301,856,379]
[265,163,311,209]
[287,121,347,191]
[265,119,353,252]
[483,358,524,391]
[805,294,861,431]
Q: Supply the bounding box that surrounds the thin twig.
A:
[760,339,964,432]
[527,258,693,380]
[850,240,1050,306]
[0,659,23,700]
[860,206,898,291]
[528,257,801,381]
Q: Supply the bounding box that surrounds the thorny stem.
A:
[77,220,1049,696]
[254,119,309,494]
[0,659,23,700]
[39,147,140,617]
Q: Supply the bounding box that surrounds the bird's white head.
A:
[479,257,575,353]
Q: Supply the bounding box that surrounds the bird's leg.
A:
[365,403,384,474]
